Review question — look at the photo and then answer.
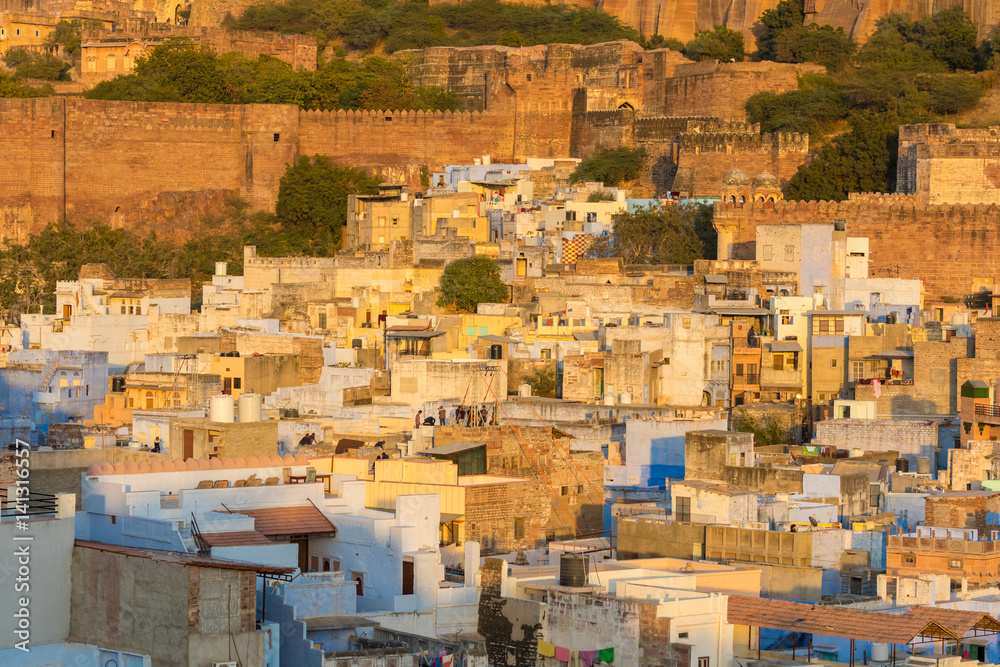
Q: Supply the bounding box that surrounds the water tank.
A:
[559,554,589,587]
[238,394,262,422]
[618,393,632,405]
[210,394,235,423]
[871,643,889,663]
[917,457,931,474]
[490,344,503,360]
[895,457,910,473]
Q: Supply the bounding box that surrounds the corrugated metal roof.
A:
[769,341,803,352]
[75,539,294,574]
[704,274,728,284]
[229,505,337,538]
[421,441,486,457]
[200,530,273,547]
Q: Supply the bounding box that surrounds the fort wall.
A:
[712,195,1000,301]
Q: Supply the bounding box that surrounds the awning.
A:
[228,505,337,539]
[769,341,802,353]
[704,274,728,284]
[385,330,446,340]
[573,331,598,342]
[421,441,486,457]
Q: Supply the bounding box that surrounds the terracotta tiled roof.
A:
[199,530,273,547]
[905,606,1000,638]
[727,596,972,644]
[229,505,337,538]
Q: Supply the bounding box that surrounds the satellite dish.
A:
[809,516,819,527]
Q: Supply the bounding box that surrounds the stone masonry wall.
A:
[713,195,1000,301]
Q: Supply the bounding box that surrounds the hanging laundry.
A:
[598,647,615,664]
[579,650,597,666]
[442,655,454,667]
[555,646,571,661]
[538,640,556,657]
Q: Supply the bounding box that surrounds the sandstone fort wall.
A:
[713,194,1000,301]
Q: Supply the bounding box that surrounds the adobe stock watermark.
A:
[11,439,32,652]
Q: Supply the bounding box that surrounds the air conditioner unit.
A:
[213,662,238,667]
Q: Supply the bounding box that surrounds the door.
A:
[183,429,194,460]
[292,538,309,573]
[402,560,414,595]
[516,258,527,277]
[62,304,71,318]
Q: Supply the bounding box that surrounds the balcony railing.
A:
[0,489,58,518]
[760,368,802,387]
[975,404,1000,418]
[734,374,760,386]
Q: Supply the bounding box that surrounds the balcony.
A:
[974,403,1000,425]
[733,373,760,388]
[760,368,802,388]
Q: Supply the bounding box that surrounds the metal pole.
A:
[758,626,761,659]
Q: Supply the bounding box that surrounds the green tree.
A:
[746,73,851,135]
[591,203,711,265]
[731,410,788,446]
[0,72,52,97]
[684,25,746,62]
[570,147,646,186]
[523,366,557,398]
[774,24,857,71]
[437,255,508,312]
[642,34,685,51]
[275,155,380,254]
[44,19,100,60]
[785,111,899,202]
[757,0,804,60]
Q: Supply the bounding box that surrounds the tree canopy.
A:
[570,147,646,186]
[683,25,746,62]
[231,0,640,53]
[84,42,463,111]
[750,6,987,202]
[276,155,381,254]
[589,203,715,265]
[437,255,508,312]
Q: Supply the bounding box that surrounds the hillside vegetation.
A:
[750,2,993,201]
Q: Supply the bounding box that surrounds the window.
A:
[698,658,710,667]
[15,29,21,36]
[831,358,837,368]
[309,556,319,572]
[735,363,744,377]
[784,245,794,262]
[773,355,784,371]
[762,245,772,261]
[514,517,525,539]
[34,30,39,37]
[107,54,116,70]
[317,312,327,329]
[135,306,140,315]
[586,212,597,223]
[233,377,242,389]
[273,133,280,142]
[352,572,364,596]
[712,360,726,373]
[903,555,916,565]
[682,318,691,329]
[675,496,691,522]
[949,558,963,569]
[851,361,865,381]
[818,318,829,333]
[678,632,689,639]
[120,305,127,314]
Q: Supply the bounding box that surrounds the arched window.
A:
[107,54,116,71]
[145,391,154,409]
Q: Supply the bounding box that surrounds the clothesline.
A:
[538,640,615,665]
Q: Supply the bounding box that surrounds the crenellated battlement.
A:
[299,108,490,122]
[677,130,809,154]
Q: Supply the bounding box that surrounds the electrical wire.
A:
[477,369,582,536]
[497,365,611,512]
